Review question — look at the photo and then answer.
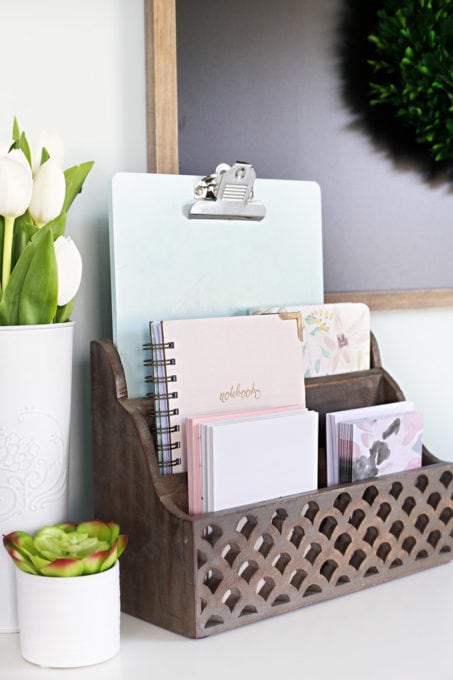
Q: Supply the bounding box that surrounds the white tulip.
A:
[0,155,33,218]
[54,236,82,306]
[0,141,12,157]
[29,158,66,227]
[32,130,64,174]
[7,149,32,177]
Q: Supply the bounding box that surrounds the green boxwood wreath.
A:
[339,0,453,180]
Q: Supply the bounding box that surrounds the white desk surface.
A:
[1,561,452,680]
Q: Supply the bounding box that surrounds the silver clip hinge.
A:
[189,162,266,221]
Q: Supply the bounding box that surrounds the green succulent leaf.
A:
[5,547,39,575]
[82,550,109,575]
[40,558,85,578]
[54,522,77,533]
[99,540,119,572]
[76,519,113,543]
[108,522,120,545]
[116,533,128,560]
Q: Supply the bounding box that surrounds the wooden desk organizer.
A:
[91,336,453,638]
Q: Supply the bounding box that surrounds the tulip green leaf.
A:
[12,116,20,142]
[0,224,58,325]
[0,240,36,324]
[55,299,74,323]
[18,226,58,324]
[47,211,67,240]
[63,161,94,213]
[40,146,50,165]
[13,216,38,266]
[0,215,4,295]
[19,132,32,167]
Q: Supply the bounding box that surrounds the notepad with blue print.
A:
[147,313,306,474]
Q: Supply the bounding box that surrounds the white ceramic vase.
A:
[0,322,74,632]
[16,561,120,667]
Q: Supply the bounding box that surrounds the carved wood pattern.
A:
[91,338,453,638]
[192,465,453,635]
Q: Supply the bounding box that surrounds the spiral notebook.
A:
[146,313,306,473]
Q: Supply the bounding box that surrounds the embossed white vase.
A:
[0,322,74,632]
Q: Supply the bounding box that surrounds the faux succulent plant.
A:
[3,520,127,577]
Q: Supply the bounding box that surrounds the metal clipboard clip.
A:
[189,162,266,221]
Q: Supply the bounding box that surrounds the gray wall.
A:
[177,0,453,293]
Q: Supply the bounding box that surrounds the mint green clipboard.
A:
[109,173,324,397]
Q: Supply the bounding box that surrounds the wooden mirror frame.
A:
[144,0,179,174]
[143,2,453,310]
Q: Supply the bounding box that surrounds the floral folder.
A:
[251,303,370,377]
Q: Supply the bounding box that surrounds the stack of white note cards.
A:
[326,401,423,486]
[187,407,318,514]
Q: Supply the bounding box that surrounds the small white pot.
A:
[16,561,120,668]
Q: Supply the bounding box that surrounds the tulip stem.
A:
[2,216,15,291]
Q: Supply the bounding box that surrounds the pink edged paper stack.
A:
[186,407,318,515]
